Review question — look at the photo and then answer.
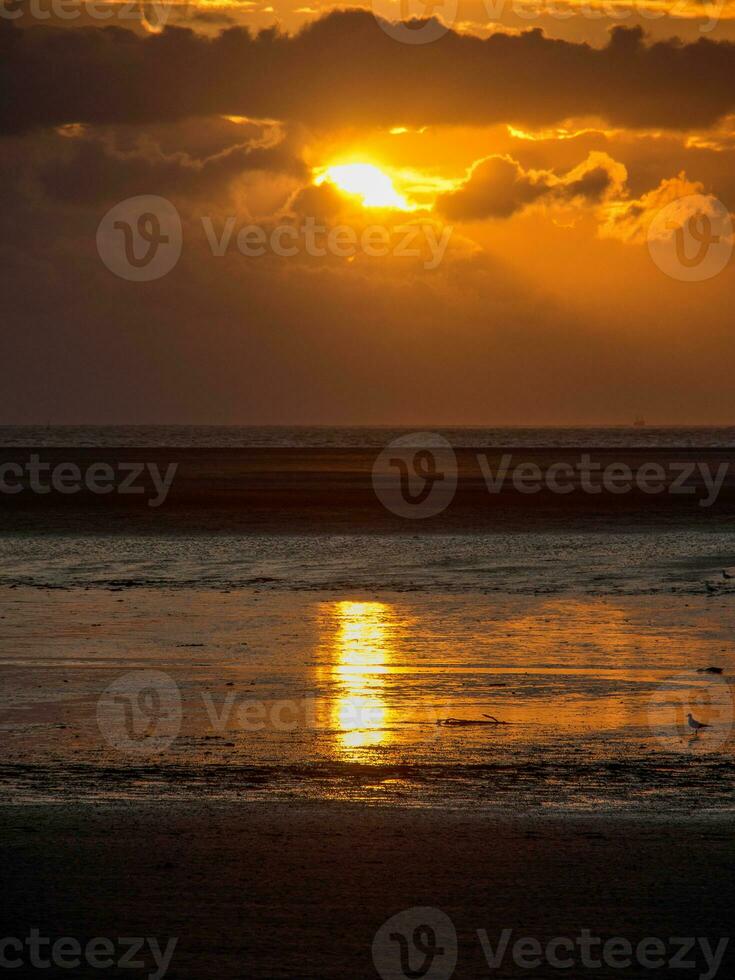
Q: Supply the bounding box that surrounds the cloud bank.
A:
[3,12,735,134]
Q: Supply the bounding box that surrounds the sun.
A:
[315,163,411,210]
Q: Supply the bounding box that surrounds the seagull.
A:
[687,713,711,735]
[723,570,733,580]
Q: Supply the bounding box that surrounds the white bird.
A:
[687,713,711,735]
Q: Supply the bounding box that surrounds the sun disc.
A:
[316,163,410,210]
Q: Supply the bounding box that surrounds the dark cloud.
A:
[564,166,612,201]
[2,13,735,135]
[39,129,306,204]
[437,153,616,220]
[287,181,344,222]
[186,10,237,25]
[439,157,546,220]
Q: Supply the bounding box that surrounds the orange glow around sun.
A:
[315,163,412,210]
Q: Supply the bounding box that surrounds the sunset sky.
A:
[2,2,735,424]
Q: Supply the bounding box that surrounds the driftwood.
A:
[437,713,511,727]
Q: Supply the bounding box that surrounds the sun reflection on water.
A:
[319,600,397,753]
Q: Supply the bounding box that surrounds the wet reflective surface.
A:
[1,583,734,810]
[317,601,397,753]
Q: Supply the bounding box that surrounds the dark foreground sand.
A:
[1,803,733,979]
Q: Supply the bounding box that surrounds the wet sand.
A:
[1,801,733,978]
[1,585,734,811]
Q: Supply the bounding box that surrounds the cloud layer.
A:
[4,12,735,134]
[437,151,625,220]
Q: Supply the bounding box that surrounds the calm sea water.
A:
[1,425,735,447]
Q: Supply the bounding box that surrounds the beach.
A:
[2,802,734,978]
[1,579,734,811]
[2,430,735,977]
